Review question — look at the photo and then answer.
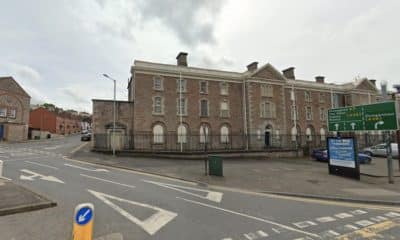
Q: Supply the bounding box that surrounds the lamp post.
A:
[103,74,116,156]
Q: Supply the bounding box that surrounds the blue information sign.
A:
[75,206,93,226]
[328,138,356,168]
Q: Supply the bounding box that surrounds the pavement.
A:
[0,179,56,216]
[0,135,399,239]
[72,144,400,205]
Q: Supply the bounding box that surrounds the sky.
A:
[1,0,399,113]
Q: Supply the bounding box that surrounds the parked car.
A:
[81,132,91,141]
[311,148,372,164]
[362,143,399,157]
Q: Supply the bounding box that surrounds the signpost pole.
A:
[397,130,400,172]
[386,131,394,184]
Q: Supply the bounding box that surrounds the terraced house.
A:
[92,52,379,152]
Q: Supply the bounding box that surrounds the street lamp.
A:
[102,74,116,156]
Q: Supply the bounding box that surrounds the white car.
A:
[363,143,399,157]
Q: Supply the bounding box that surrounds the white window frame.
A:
[260,101,276,118]
[152,96,164,115]
[177,97,188,116]
[153,76,163,91]
[261,84,273,97]
[319,107,326,121]
[220,125,230,143]
[200,81,208,94]
[305,91,312,102]
[153,124,164,144]
[0,108,7,117]
[220,82,229,95]
[305,106,313,120]
[319,93,325,103]
[220,100,230,118]
[199,99,209,117]
[8,109,16,119]
[177,78,187,93]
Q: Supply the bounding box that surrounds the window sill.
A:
[153,88,164,91]
[200,92,208,95]
[199,115,209,118]
[152,113,164,116]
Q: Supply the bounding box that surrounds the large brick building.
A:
[0,76,31,141]
[29,107,82,135]
[92,52,380,151]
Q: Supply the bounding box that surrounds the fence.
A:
[93,131,396,153]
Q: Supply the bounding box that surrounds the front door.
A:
[264,131,270,147]
[0,125,4,141]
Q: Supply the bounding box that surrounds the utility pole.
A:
[103,74,117,157]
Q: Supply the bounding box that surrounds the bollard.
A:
[0,160,3,178]
[72,203,94,240]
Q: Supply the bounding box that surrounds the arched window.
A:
[306,127,313,141]
[320,128,326,141]
[291,126,297,142]
[220,125,229,143]
[177,124,187,143]
[199,124,209,143]
[153,124,164,144]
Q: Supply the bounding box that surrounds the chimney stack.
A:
[315,76,325,83]
[282,67,295,79]
[246,62,258,71]
[176,52,188,66]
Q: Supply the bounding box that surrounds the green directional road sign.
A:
[328,101,398,132]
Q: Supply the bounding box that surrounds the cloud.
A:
[90,0,226,46]
[0,62,49,103]
[60,86,89,104]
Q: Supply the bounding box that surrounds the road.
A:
[0,135,399,240]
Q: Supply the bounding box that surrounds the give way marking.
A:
[143,179,223,203]
[88,189,177,235]
[20,169,65,184]
[64,163,109,172]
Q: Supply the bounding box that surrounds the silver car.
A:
[363,143,399,157]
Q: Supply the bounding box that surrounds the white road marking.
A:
[44,145,61,150]
[257,230,268,237]
[370,216,388,222]
[344,224,359,230]
[315,216,336,223]
[334,213,353,219]
[293,221,317,229]
[88,189,177,235]
[355,220,374,227]
[19,169,64,184]
[244,232,258,240]
[25,161,59,170]
[319,230,340,237]
[80,174,135,189]
[64,163,109,172]
[385,212,400,218]
[271,228,280,234]
[350,209,368,215]
[177,197,320,238]
[143,179,223,203]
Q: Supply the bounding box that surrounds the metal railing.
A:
[92,132,396,153]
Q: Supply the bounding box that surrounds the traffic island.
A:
[0,179,56,216]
